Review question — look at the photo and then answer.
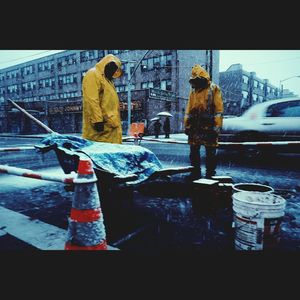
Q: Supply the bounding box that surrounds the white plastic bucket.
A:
[233,183,274,193]
[232,191,286,250]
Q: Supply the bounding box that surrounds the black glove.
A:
[204,130,218,142]
[94,122,104,132]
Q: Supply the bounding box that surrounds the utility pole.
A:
[126,62,133,136]
[209,50,213,80]
[123,50,154,136]
[44,100,48,126]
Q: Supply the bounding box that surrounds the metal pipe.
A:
[8,99,56,134]
[0,146,36,152]
[0,164,75,184]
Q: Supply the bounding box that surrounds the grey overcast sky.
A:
[219,50,300,96]
[1,50,300,96]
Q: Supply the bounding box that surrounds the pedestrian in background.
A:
[154,119,162,138]
[82,54,123,144]
[163,117,171,138]
[184,64,224,180]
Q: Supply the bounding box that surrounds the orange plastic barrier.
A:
[129,122,145,138]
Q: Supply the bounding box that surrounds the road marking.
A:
[0,206,118,250]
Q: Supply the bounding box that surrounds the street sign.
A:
[49,104,82,115]
[149,88,176,101]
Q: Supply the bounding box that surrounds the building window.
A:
[58,73,78,86]
[166,54,172,65]
[252,94,258,102]
[58,91,79,99]
[108,50,119,55]
[258,96,263,102]
[7,84,19,93]
[147,58,153,70]
[116,85,126,92]
[39,78,55,89]
[153,57,160,68]
[242,75,249,84]
[166,80,172,91]
[253,80,258,88]
[267,86,271,93]
[242,91,248,99]
[21,81,36,92]
[161,55,166,67]
[141,82,154,89]
[80,50,96,62]
[38,60,54,72]
[21,65,34,76]
[98,50,104,59]
[161,80,167,90]
[6,69,20,79]
[65,54,77,65]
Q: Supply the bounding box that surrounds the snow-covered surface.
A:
[0,205,67,250]
[38,134,163,184]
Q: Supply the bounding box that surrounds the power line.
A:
[243,56,300,66]
[0,51,61,67]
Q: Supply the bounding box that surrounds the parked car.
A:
[220,97,300,142]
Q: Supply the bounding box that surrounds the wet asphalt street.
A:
[0,136,299,251]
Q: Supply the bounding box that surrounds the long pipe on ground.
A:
[0,164,75,184]
[8,99,57,134]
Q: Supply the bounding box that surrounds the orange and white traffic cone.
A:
[65,157,107,250]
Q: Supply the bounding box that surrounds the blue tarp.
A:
[37,134,163,184]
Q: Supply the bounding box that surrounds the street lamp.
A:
[125,60,136,136]
[279,75,300,98]
[122,50,153,136]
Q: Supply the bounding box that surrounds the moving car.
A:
[220,97,300,142]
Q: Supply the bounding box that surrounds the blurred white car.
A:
[220,97,300,142]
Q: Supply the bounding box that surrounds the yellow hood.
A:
[189,64,210,81]
[95,54,123,79]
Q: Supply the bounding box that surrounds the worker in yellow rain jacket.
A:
[184,64,224,180]
[82,54,123,144]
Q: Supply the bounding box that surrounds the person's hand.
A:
[94,122,104,132]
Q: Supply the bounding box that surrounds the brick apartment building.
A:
[0,50,219,135]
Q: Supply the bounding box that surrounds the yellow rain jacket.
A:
[184,65,224,147]
[82,54,123,144]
